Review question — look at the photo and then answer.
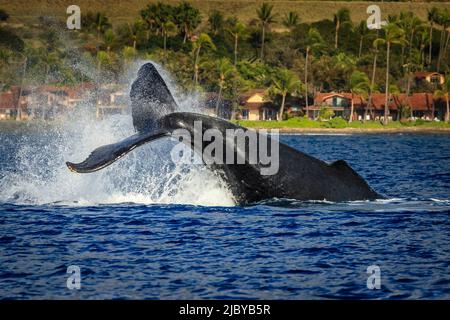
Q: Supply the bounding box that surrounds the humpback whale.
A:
[66,63,381,204]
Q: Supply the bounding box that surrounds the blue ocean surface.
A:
[0,121,449,299]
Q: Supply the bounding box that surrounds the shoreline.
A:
[253,127,450,134]
[1,121,449,134]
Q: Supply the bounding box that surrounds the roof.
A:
[313,92,444,111]
[239,88,267,101]
[414,71,443,78]
[314,92,364,106]
[371,93,436,111]
[0,92,15,109]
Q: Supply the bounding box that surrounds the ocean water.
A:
[0,119,449,299]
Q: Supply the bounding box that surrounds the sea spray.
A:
[0,61,235,207]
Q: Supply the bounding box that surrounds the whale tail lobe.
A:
[66,129,170,173]
[130,62,178,132]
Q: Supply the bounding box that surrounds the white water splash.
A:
[0,62,235,207]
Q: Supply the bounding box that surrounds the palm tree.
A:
[404,14,424,60]
[122,46,137,66]
[227,18,247,66]
[215,58,234,116]
[175,1,201,43]
[39,49,59,83]
[282,12,299,31]
[374,24,407,125]
[333,8,351,50]
[94,12,110,41]
[434,74,450,122]
[96,50,109,76]
[427,7,439,66]
[16,53,27,121]
[140,5,157,39]
[256,2,277,61]
[418,28,429,69]
[103,29,115,52]
[161,20,177,60]
[349,71,370,123]
[389,84,402,120]
[127,20,145,50]
[356,20,370,58]
[192,33,216,86]
[436,8,450,72]
[365,30,381,122]
[208,10,224,36]
[271,68,301,121]
[303,28,326,117]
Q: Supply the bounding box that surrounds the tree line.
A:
[0,2,449,123]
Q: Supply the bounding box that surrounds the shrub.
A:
[318,105,334,121]
[326,117,347,128]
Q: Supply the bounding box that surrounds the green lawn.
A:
[235,117,450,129]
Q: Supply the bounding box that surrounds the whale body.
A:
[66,63,381,205]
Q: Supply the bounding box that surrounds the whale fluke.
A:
[66,63,383,204]
[131,62,178,132]
[66,130,169,173]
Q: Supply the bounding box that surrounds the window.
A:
[332,96,338,107]
[430,75,440,85]
[241,109,249,119]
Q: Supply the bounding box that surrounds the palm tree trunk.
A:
[358,36,363,58]
[16,57,27,121]
[304,48,309,118]
[193,46,201,85]
[384,42,391,125]
[365,49,378,122]
[215,83,223,117]
[335,21,339,49]
[184,24,188,43]
[401,44,405,66]
[409,30,414,59]
[431,99,435,120]
[446,94,449,122]
[444,32,450,59]
[437,27,445,72]
[349,92,354,123]
[163,31,167,60]
[234,35,238,66]
[428,23,433,65]
[406,71,413,119]
[278,93,286,121]
[420,45,425,69]
[260,24,266,60]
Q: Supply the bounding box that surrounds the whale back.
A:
[130,63,178,132]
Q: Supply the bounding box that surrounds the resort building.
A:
[414,71,445,87]
[309,92,448,121]
[237,89,278,121]
[96,87,128,119]
[0,90,18,120]
[0,84,97,120]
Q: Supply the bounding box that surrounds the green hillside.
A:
[2,0,450,26]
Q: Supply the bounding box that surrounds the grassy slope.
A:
[2,1,450,26]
